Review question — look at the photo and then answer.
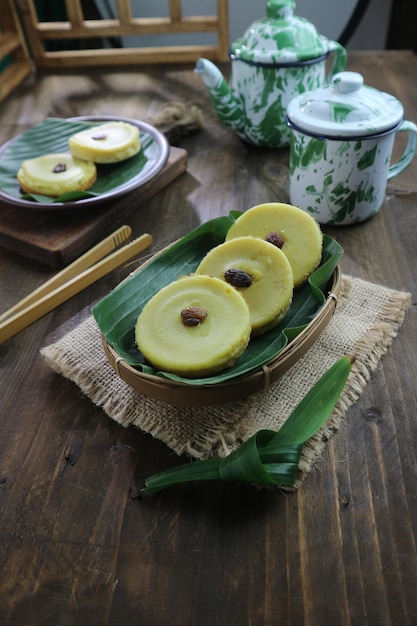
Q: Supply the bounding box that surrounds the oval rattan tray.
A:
[101,265,341,406]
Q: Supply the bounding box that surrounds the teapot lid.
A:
[230,0,334,65]
[286,71,404,137]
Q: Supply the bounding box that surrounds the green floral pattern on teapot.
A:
[195,1,346,147]
[226,60,329,147]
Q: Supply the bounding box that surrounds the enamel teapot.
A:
[195,0,346,148]
[286,71,417,224]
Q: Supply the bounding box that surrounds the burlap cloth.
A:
[41,275,410,488]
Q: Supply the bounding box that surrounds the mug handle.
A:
[387,120,417,180]
[326,40,347,81]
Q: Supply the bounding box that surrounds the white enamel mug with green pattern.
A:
[286,72,417,225]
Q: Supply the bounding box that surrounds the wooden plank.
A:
[116,0,132,24]
[36,16,224,37]
[0,32,22,57]
[0,52,417,626]
[16,0,46,64]
[0,146,187,267]
[217,0,229,60]
[0,60,32,101]
[37,45,225,68]
[169,0,182,22]
[17,0,230,66]
[64,0,84,28]
[0,0,32,101]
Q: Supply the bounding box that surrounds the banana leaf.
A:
[92,213,343,386]
[0,117,156,203]
[144,356,353,493]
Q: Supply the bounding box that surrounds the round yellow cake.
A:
[69,121,141,163]
[17,152,97,197]
[196,236,294,335]
[225,202,323,287]
[135,274,251,378]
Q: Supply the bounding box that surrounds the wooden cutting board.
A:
[0,145,187,267]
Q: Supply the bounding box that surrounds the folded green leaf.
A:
[93,214,344,386]
[143,356,353,494]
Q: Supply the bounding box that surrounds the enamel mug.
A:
[286,71,417,224]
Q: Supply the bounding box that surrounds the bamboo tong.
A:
[0,225,152,343]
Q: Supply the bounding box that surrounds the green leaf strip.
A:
[143,356,353,494]
[219,430,288,485]
[269,355,353,446]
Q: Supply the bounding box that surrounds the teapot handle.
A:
[387,120,417,180]
[326,41,347,82]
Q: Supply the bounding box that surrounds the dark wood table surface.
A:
[0,51,416,626]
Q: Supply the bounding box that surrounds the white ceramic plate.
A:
[0,115,170,211]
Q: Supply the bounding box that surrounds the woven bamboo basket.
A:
[101,265,341,406]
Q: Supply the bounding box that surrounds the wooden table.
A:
[0,51,416,625]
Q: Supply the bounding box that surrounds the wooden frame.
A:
[0,0,32,101]
[16,0,230,68]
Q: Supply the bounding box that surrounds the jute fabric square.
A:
[41,275,410,488]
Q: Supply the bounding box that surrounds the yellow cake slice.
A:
[196,236,294,335]
[225,202,323,287]
[69,121,141,163]
[135,274,251,378]
[17,152,96,197]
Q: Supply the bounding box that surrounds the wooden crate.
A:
[0,0,32,101]
[16,0,229,68]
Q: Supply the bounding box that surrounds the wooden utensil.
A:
[0,225,133,324]
[0,231,152,343]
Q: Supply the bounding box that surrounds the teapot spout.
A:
[195,58,244,132]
